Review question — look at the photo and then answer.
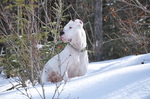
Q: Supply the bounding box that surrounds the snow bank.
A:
[0,54,150,99]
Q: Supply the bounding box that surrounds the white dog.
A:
[41,19,88,83]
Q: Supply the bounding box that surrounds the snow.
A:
[1,53,150,99]
[37,44,43,49]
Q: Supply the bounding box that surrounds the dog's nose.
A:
[60,31,65,36]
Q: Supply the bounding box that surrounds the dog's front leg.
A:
[60,63,69,83]
[63,71,69,83]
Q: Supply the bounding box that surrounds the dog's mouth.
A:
[60,36,72,43]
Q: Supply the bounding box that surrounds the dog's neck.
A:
[68,43,87,52]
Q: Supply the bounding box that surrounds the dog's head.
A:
[60,19,84,43]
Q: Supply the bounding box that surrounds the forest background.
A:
[0,0,149,85]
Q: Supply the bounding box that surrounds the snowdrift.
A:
[0,54,150,99]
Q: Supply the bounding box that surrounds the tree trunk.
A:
[29,0,39,85]
[94,0,103,61]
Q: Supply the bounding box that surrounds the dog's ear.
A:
[74,19,83,27]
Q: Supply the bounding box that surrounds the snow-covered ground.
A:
[0,53,150,99]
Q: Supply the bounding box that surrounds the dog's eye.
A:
[69,27,72,29]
